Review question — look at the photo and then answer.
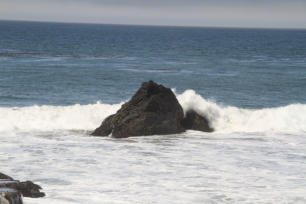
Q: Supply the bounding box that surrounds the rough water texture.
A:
[1,21,306,204]
[1,91,306,204]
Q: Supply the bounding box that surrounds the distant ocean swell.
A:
[1,90,306,134]
[0,51,131,60]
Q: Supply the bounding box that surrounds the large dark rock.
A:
[0,173,45,199]
[92,80,185,138]
[181,110,214,132]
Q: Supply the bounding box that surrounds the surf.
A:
[1,90,306,134]
[178,90,306,134]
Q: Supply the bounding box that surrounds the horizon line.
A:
[1,18,306,31]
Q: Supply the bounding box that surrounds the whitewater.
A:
[1,90,306,204]
[1,90,306,134]
[1,22,306,204]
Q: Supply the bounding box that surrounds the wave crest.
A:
[0,102,121,132]
[177,90,306,133]
[1,90,306,134]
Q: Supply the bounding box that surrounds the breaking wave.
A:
[178,90,306,134]
[1,90,306,134]
[0,102,122,132]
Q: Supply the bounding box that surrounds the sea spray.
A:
[1,90,306,134]
[177,90,306,133]
[0,102,122,132]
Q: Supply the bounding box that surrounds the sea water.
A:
[0,21,306,203]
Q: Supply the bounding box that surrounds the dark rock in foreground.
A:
[181,110,214,132]
[92,80,185,138]
[0,173,13,180]
[0,187,23,204]
[0,172,45,204]
[92,80,214,138]
[3,181,45,198]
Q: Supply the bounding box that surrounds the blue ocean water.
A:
[1,21,306,204]
[1,20,306,108]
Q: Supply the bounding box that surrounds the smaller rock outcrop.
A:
[0,173,12,180]
[0,172,45,204]
[181,110,214,132]
[92,114,114,136]
[3,181,45,198]
[92,80,185,138]
[0,188,22,204]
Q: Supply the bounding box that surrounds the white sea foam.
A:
[0,102,122,132]
[1,90,306,134]
[177,90,306,133]
[1,92,306,204]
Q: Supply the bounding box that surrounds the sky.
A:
[0,0,306,29]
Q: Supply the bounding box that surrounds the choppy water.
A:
[1,21,306,203]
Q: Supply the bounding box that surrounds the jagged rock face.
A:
[0,181,45,199]
[7,181,45,198]
[92,80,185,138]
[181,110,214,132]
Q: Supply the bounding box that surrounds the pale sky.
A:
[1,0,306,28]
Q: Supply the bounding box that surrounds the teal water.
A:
[1,20,306,108]
[1,21,306,204]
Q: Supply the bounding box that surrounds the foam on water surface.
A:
[1,130,306,204]
[178,90,306,134]
[0,91,305,203]
[1,90,305,134]
[0,102,121,133]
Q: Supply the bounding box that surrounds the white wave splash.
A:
[0,102,122,132]
[1,91,306,134]
[177,90,306,133]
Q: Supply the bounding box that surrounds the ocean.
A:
[1,20,306,203]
